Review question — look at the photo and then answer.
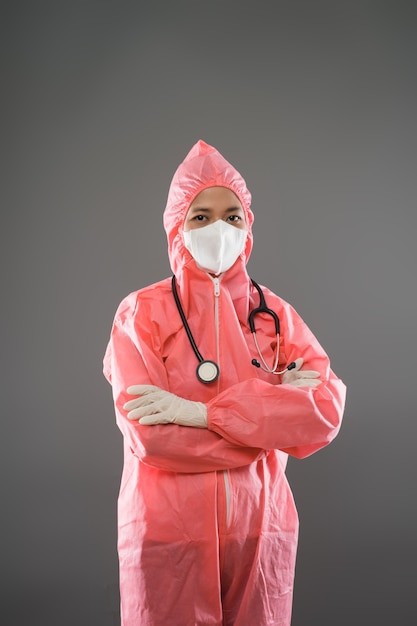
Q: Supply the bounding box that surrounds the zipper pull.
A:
[213,276,220,297]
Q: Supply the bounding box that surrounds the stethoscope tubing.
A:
[171,275,295,382]
[249,279,280,335]
[172,275,220,383]
[171,275,205,363]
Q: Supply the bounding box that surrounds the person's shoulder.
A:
[114,277,172,321]
[135,276,173,300]
[261,286,323,345]
[253,282,291,310]
[253,282,304,323]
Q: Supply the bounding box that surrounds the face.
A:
[184,186,246,231]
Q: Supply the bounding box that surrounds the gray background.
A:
[2,1,416,624]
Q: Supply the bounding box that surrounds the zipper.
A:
[212,276,220,381]
[212,275,221,297]
[209,275,231,528]
[208,274,221,392]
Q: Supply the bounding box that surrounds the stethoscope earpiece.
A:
[251,359,298,375]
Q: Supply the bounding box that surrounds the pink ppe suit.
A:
[103,140,346,626]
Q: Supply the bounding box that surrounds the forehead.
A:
[189,186,243,209]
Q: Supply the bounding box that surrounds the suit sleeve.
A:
[103,294,266,473]
[206,300,346,459]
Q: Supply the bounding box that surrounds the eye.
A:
[227,215,243,224]
[193,215,208,222]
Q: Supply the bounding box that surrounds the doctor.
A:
[104,140,346,626]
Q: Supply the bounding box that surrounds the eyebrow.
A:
[188,206,243,213]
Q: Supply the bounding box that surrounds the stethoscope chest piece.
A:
[196,360,219,384]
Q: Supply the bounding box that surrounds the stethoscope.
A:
[171,275,296,384]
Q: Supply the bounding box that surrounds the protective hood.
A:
[163,140,254,277]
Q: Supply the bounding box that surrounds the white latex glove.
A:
[123,385,208,428]
[282,357,321,388]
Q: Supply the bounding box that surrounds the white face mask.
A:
[183,220,247,275]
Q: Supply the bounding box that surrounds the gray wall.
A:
[2,1,416,624]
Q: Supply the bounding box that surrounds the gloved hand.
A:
[282,357,321,388]
[123,385,208,428]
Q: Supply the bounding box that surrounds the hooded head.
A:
[163,140,254,276]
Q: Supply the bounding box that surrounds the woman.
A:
[103,140,346,626]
